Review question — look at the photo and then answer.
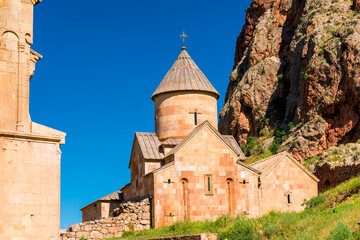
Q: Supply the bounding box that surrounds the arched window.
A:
[226,179,234,215]
[181,178,188,220]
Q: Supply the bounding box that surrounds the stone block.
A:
[108,226,118,234]
[140,220,150,225]
[141,212,150,220]
[70,224,81,232]
[75,231,89,239]
[89,231,103,239]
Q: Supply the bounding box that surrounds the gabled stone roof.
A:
[166,121,246,159]
[222,135,246,160]
[80,190,123,210]
[151,47,220,100]
[98,190,123,201]
[161,138,180,146]
[135,132,164,160]
[250,152,320,182]
[249,152,285,172]
[134,132,244,161]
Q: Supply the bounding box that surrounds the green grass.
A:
[101,175,360,240]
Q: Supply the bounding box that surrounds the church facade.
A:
[0,1,66,239]
[83,46,319,228]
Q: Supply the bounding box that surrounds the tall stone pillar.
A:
[0,1,66,239]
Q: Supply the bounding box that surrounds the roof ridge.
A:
[81,190,123,210]
[249,151,287,166]
[136,132,156,135]
[166,120,244,158]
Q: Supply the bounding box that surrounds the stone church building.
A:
[82,45,319,228]
[0,0,66,240]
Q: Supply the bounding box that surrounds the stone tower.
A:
[0,0,66,239]
[152,46,219,141]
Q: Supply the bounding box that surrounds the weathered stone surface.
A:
[219,0,360,160]
[61,198,151,240]
[280,116,327,161]
[89,231,103,239]
[355,0,360,12]
[140,220,151,225]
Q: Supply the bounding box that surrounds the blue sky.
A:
[30,0,251,229]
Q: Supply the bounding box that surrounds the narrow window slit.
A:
[207,176,211,192]
[194,111,198,125]
[204,174,213,195]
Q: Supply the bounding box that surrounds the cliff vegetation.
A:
[219,0,360,161]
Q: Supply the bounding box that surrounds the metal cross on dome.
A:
[179,30,189,44]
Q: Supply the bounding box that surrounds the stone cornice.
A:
[31,0,42,6]
[0,130,63,143]
[30,49,43,63]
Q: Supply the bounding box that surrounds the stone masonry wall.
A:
[314,163,360,192]
[60,198,150,240]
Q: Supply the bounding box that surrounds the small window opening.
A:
[243,180,246,184]
[204,174,213,195]
[93,204,97,208]
[287,194,291,204]
[194,111,198,125]
[207,176,211,192]
[169,212,172,217]
[168,179,171,184]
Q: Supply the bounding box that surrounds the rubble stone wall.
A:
[314,163,360,192]
[61,198,150,240]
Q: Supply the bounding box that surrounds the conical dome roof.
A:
[151,47,220,100]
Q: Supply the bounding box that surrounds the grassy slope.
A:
[104,175,360,240]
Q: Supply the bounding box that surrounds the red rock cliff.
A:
[219,0,360,160]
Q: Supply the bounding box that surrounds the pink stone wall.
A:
[0,0,39,133]
[154,92,218,141]
[81,201,102,222]
[152,126,260,228]
[0,2,65,239]
[0,137,62,240]
[82,201,123,222]
[124,139,155,201]
[259,156,318,214]
[146,161,162,175]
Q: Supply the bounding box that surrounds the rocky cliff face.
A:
[219,0,360,160]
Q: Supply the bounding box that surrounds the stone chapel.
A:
[0,0,66,239]
[82,45,319,228]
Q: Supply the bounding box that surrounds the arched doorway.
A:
[324,179,331,190]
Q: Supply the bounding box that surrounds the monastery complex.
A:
[81,46,319,228]
[0,1,321,239]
